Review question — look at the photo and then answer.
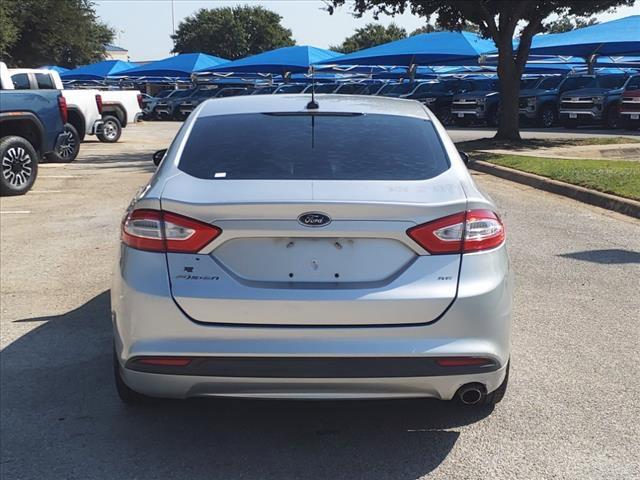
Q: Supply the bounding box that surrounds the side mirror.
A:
[458,151,471,166]
[152,149,167,166]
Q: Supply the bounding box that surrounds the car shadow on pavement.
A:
[1,291,492,480]
[558,248,640,264]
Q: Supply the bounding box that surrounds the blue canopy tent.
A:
[317,31,496,67]
[197,45,342,75]
[528,16,640,59]
[114,53,228,78]
[40,65,69,74]
[60,60,138,80]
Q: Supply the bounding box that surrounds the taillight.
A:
[58,95,68,123]
[95,94,103,114]
[121,209,221,253]
[435,357,494,367]
[137,93,143,109]
[134,357,192,366]
[407,209,504,254]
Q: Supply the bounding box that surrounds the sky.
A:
[94,0,640,62]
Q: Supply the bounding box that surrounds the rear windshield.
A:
[179,113,449,180]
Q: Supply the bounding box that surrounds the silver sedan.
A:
[112,94,512,408]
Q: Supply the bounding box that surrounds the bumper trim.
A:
[126,356,499,378]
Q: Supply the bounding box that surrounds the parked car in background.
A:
[10,67,142,145]
[176,87,251,119]
[0,62,67,195]
[153,88,196,119]
[144,89,180,119]
[517,75,567,127]
[113,94,512,409]
[619,74,640,130]
[558,73,630,129]
[273,84,306,94]
[450,78,500,126]
[251,85,279,95]
[9,68,96,161]
[401,78,495,126]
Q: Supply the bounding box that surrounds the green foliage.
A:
[546,16,599,34]
[4,0,113,68]
[171,6,295,60]
[0,0,18,58]
[331,23,407,53]
[411,21,480,36]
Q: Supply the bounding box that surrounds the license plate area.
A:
[631,114,639,120]
[212,237,415,283]
[569,113,577,119]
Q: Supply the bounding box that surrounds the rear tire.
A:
[98,115,122,143]
[537,104,556,128]
[45,123,80,163]
[114,350,155,406]
[0,136,38,196]
[436,106,453,126]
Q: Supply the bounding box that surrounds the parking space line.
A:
[38,175,80,179]
[0,211,31,214]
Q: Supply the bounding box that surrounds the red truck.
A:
[619,74,640,130]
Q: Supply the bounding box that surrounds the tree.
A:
[546,16,599,34]
[411,21,480,36]
[0,0,18,59]
[5,0,113,68]
[172,6,295,60]
[327,1,633,140]
[331,23,407,53]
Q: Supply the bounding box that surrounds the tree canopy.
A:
[546,16,599,34]
[327,0,634,140]
[171,6,295,60]
[331,23,407,53]
[1,0,113,68]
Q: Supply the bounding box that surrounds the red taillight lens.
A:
[121,209,221,253]
[95,94,103,114]
[436,357,494,367]
[137,93,143,109]
[407,209,504,254]
[135,357,192,366]
[58,95,68,123]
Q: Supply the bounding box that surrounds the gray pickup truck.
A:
[0,62,67,195]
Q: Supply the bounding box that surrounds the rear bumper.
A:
[559,110,602,122]
[119,363,508,400]
[112,245,512,400]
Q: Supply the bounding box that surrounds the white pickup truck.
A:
[9,68,143,160]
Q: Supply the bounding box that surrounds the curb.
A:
[470,160,640,219]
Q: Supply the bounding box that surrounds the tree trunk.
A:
[495,39,522,141]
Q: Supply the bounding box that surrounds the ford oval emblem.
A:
[298,212,331,227]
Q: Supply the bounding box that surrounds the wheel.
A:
[0,136,38,196]
[113,349,155,406]
[537,104,556,128]
[437,106,454,126]
[45,123,80,163]
[604,106,620,129]
[98,115,122,143]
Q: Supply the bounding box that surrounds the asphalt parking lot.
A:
[1,122,639,480]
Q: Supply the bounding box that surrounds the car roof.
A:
[198,94,431,119]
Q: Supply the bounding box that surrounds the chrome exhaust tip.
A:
[456,383,487,406]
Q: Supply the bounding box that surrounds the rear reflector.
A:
[435,357,494,367]
[407,209,504,254]
[122,209,221,253]
[135,357,192,367]
[95,94,103,114]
